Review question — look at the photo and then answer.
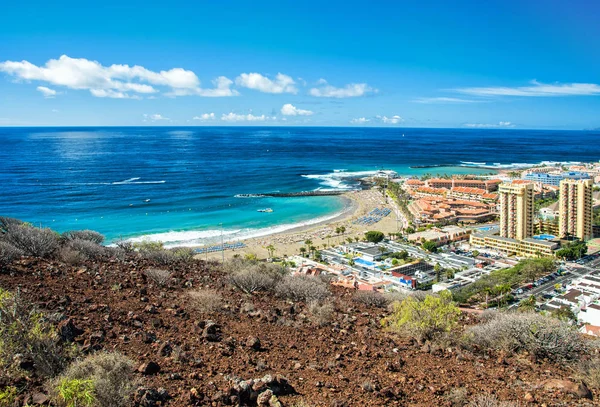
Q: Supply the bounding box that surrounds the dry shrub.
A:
[49,351,136,407]
[0,288,71,378]
[61,230,105,245]
[275,275,330,303]
[353,291,388,308]
[226,258,285,294]
[145,268,172,286]
[230,269,277,294]
[575,358,600,389]
[308,301,334,326]
[466,311,586,362]
[59,247,87,266]
[0,241,23,268]
[66,239,106,260]
[445,387,469,407]
[468,394,519,407]
[2,224,59,258]
[172,247,195,263]
[143,249,177,265]
[188,289,223,314]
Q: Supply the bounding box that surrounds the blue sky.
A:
[0,0,599,129]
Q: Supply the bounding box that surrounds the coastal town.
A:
[204,161,600,335]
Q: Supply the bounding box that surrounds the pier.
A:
[235,190,349,198]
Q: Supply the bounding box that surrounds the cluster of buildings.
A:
[470,178,595,257]
[540,268,600,335]
[404,177,500,224]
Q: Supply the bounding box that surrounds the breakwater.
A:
[235,190,349,198]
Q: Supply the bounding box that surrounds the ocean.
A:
[1,127,598,247]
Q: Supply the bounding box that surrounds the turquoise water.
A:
[1,126,598,247]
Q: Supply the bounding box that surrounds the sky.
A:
[0,0,599,129]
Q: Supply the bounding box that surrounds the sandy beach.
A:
[199,189,404,261]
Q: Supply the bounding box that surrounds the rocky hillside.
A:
[0,252,598,407]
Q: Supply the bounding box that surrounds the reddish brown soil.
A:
[1,257,598,406]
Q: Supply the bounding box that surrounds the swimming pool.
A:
[355,258,375,267]
[533,234,556,240]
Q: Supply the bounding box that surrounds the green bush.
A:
[51,352,136,407]
[56,378,96,407]
[133,239,164,253]
[453,257,556,304]
[0,288,71,378]
[364,231,385,243]
[382,290,460,341]
[0,386,18,407]
[421,240,438,253]
[556,240,587,260]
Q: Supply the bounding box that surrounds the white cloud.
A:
[280,103,313,116]
[350,117,370,124]
[309,81,376,98]
[143,113,170,121]
[413,97,481,104]
[36,86,57,98]
[378,115,403,124]
[455,80,600,97]
[0,55,237,99]
[221,112,275,122]
[166,76,238,97]
[193,113,216,120]
[464,121,514,128]
[235,73,297,94]
[91,89,141,99]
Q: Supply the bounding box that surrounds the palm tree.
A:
[346,237,353,244]
[326,234,332,247]
[309,245,316,258]
[354,236,360,243]
[299,247,307,257]
[304,239,312,254]
[266,244,276,259]
[339,226,346,235]
[483,287,493,308]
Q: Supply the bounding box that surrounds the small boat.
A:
[257,208,273,213]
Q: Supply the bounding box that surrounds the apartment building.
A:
[498,181,535,240]
[559,178,594,241]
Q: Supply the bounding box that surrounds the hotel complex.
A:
[559,178,594,241]
[470,176,595,257]
[470,181,558,257]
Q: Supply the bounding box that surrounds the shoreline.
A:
[198,189,401,261]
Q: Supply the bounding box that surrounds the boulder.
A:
[539,379,592,400]
[246,336,262,351]
[138,361,161,375]
[57,318,83,342]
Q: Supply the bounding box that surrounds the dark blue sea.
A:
[0,127,598,246]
